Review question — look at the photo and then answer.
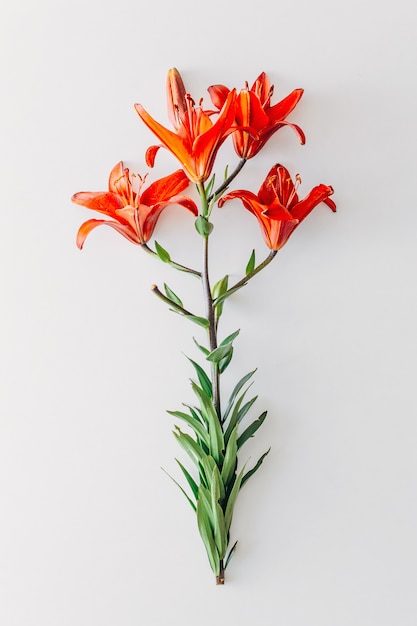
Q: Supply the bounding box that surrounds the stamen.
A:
[186,93,195,108]
[286,174,301,206]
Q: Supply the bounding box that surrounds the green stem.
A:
[141,243,201,278]
[216,559,225,585]
[198,183,221,419]
[208,158,247,203]
[151,284,195,317]
[222,250,278,299]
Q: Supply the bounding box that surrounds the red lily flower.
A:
[208,72,305,160]
[218,164,336,250]
[72,161,198,249]
[134,68,237,183]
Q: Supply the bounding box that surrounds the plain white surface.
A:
[1,0,416,624]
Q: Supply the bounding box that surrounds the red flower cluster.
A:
[73,69,335,250]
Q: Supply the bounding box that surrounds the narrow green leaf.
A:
[212,275,229,320]
[225,465,246,533]
[184,314,210,329]
[173,428,206,467]
[223,164,229,180]
[224,386,253,443]
[214,503,227,558]
[221,425,238,487]
[212,275,229,300]
[246,249,256,275]
[197,497,220,575]
[237,395,258,424]
[224,540,238,570]
[175,459,199,500]
[241,448,271,488]
[163,283,183,307]
[191,383,224,465]
[223,370,256,423]
[211,464,225,503]
[205,173,216,197]
[237,411,267,449]
[211,468,227,558]
[193,337,210,356]
[167,410,209,445]
[195,216,214,237]
[219,329,240,347]
[154,240,171,263]
[218,347,233,374]
[184,404,207,428]
[199,455,216,491]
[206,343,233,364]
[187,357,213,398]
[161,467,196,512]
[198,484,213,523]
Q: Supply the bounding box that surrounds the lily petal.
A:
[76,218,139,249]
[289,184,335,222]
[71,191,124,216]
[207,84,230,109]
[140,169,191,206]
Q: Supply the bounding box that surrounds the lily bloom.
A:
[72,161,198,249]
[218,164,336,250]
[208,72,305,159]
[134,68,237,183]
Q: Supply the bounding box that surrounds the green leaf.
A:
[167,410,209,445]
[206,343,233,364]
[224,465,246,533]
[224,386,253,443]
[237,395,258,425]
[175,458,199,500]
[224,540,238,570]
[154,241,171,263]
[212,275,229,320]
[184,314,210,329]
[221,425,238,487]
[197,496,220,575]
[199,455,217,491]
[173,428,206,467]
[246,249,256,275]
[191,383,224,465]
[187,357,213,398]
[211,468,227,558]
[219,329,240,346]
[195,216,214,237]
[223,370,256,423]
[237,411,267,449]
[241,448,271,488]
[218,347,234,374]
[212,275,229,300]
[163,283,183,307]
[193,337,210,356]
[161,467,196,512]
[198,484,213,523]
[205,173,216,198]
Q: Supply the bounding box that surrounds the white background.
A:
[1,0,416,624]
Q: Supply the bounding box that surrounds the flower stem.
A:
[225,250,278,296]
[141,243,201,278]
[198,183,221,418]
[151,284,195,317]
[208,158,247,203]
